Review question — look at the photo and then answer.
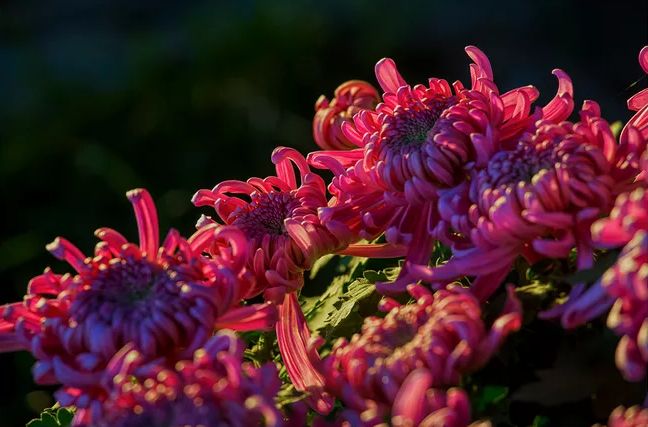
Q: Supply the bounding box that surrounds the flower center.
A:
[382,98,452,153]
[71,259,182,321]
[234,192,299,240]
[486,140,558,187]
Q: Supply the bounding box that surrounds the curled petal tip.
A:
[465,45,493,80]
[125,188,149,202]
[551,68,573,95]
[45,237,63,258]
[270,145,292,161]
[639,46,648,74]
[375,57,407,94]
[541,68,574,122]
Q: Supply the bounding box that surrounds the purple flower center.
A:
[485,141,557,187]
[71,259,186,323]
[234,192,300,240]
[381,98,452,154]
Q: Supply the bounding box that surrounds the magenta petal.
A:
[541,69,574,122]
[337,243,408,258]
[126,188,160,260]
[215,303,277,332]
[0,319,24,352]
[375,58,407,94]
[276,292,333,414]
[471,264,512,301]
[392,369,433,425]
[560,282,613,329]
[46,237,88,273]
[465,45,494,82]
[628,89,648,112]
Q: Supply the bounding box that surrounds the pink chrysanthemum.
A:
[335,370,479,427]
[418,100,647,302]
[579,176,648,381]
[604,230,648,382]
[309,46,573,293]
[193,147,345,301]
[320,284,521,415]
[314,80,380,150]
[0,189,275,407]
[513,46,648,381]
[80,331,283,427]
[193,147,344,413]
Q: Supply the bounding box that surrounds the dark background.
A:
[0,1,646,425]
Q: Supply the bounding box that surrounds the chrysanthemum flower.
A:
[193,147,345,413]
[604,230,648,382]
[418,100,647,301]
[321,284,521,414]
[0,189,275,406]
[568,170,648,381]
[516,47,648,382]
[81,331,283,427]
[313,80,380,150]
[336,370,478,427]
[192,147,346,301]
[309,46,574,293]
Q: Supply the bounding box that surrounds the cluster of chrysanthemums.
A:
[2,45,648,426]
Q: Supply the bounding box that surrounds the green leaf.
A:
[473,385,509,413]
[317,267,396,340]
[27,407,75,427]
[610,121,623,138]
[303,255,370,328]
[55,409,74,426]
[321,279,376,337]
[243,331,276,365]
[275,383,308,409]
[303,273,348,332]
[308,253,336,279]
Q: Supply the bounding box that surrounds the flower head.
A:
[309,47,574,293]
[420,100,647,301]
[193,147,344,302]
[0,189,274,405]
[314,80,380,150]
[321,284,521,413]
[336,371,477,427]
[193,147,342,414]
[524,46,648,331]
[82,331,283,427]
[583,181,648,381]
[311,47,556,203]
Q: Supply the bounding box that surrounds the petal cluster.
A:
[85,331,283,427]
[587,169,648,381]
[313,80,380,150]
[321,284,521,416]
[336,371,477,427]
[0,189,274,412]
[4,44,648,426]
[425,101,646,301]
[309,47,574,293]
[193,147,345,301]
